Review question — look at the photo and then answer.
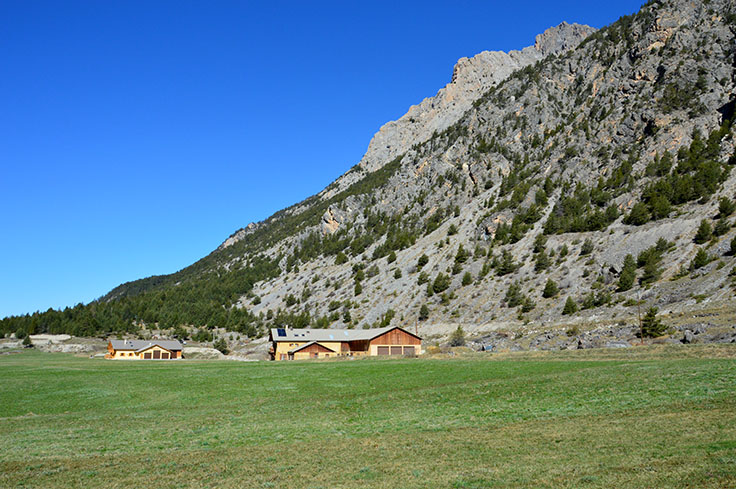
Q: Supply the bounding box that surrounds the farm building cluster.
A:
[106,339,183,360]
[269,326,422,360]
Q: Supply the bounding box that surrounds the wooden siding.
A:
[370,328,421,346]
[297,343,335,354]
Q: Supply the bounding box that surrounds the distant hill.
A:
[4,0,736,349]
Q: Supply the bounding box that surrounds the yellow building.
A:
[106,339,183,360]
[269,326,422,360]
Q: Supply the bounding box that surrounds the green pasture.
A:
[1,346,735,488]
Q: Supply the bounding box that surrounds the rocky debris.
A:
[182,347,225,360]
[37,343,96,354]
[28,334,71,344]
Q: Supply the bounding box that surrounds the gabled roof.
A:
[109,339,182,352]
[270,326,421,343]
[288,341,336,354]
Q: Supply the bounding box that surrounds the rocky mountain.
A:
[4,0,736,351]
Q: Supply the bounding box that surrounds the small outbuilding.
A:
[106,339,183,360]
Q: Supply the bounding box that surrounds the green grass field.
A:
[1,346,735,488]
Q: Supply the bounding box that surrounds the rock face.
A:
[320,206,344,235]
[339,22,595,178]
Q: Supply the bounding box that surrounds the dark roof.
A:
[288,341,337,354]
[270,326,421,343]
[109,339,182,352]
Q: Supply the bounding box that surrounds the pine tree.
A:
[640,307,666,338]
[419,304,429,321]
[618,254,637,291]
[542,279,559,298]
[690,248,711,270]
[534,250,551,272]
[562,296,578,315]
[693,219,712,244]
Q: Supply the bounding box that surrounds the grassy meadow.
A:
[1,346,735,488]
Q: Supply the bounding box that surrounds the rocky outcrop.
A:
[320,206,344,235]
[329,22,595,185]
[218,222,258,250]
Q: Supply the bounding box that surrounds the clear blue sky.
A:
[0,1,645,317]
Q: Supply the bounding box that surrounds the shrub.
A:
[394,269,402,279]
[432,273,451,294]
[562,296,578,315]
[690,248,711,270]
[718,197,736,217]
[418,304,429,321]
[580,238,594,256]
[534,250,551,272]
[387,251,397,264]
[213,338,229,355]
[417,254,429,269]
[22,335,32,347]
[335,252,348,265]
[713,218,731,237]
[417,271,429,285]
[521,296,536,313]
[542,279,559,298]
[461,272,473,286]
[496,250,517,276]
[449,326,466,346]
[505,282,523,307]
[354,282,363,296]
[640,307,666,338]
[448,224,458,236]
[533,234,547,253]
[455,245,469,264]
[729,235,736,256]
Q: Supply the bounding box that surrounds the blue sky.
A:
[0,1,646,317]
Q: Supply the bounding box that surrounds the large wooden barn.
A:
[106,339,183,360]
[269,326,422,361]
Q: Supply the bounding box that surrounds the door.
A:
[153,350,161,359]
[377,346,389,356]
[144,352,152,359]
[390,346,402,355]
[404,346,415,356]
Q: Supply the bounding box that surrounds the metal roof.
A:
[270,326,421,343]
[109,339,183,351]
